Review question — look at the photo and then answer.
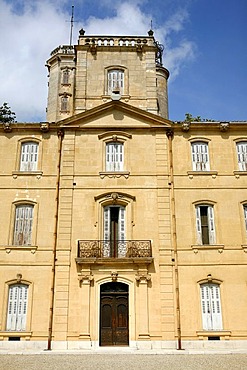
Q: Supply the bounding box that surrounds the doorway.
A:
[104,206,125,257]
[100,282,129,346]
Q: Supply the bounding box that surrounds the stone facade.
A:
[0,31,246,350]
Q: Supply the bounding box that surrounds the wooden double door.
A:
[100,282,129,346]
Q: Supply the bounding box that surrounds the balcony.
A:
[76,240,153,265]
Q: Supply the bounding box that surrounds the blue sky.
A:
[0,0,246,122]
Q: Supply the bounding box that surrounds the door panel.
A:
[100,290,129,346]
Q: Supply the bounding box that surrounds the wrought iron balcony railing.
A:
[77,240,152,259]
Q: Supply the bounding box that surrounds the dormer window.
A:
[108,70,124,95]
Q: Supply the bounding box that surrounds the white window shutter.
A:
[106,143,124,171]
[7,284,28,331]
[191,142,209,171]
[103,207,111,257]
[208,205,216,244]
[20,142,38,171]
[108,70,124,94]
[237,142,247,171]
[13,205,33,246]
[118,206,126,257]
[195,206,202,244]
[201,284,222,331]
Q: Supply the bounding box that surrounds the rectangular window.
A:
[61,96,68,112]
[201,284,222,330]
[236,142,247,171]
[108,70,124,94]
[106,143,124,171]
[13,205,34,246]
[20,142,38,171]
[191,142,210,171]
[196,205,215,245]
[62,69,69,84]
[103,205,126,257]
[7,284,28,331]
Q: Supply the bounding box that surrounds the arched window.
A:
[191,141,210,171]
[236,141,247,171]
[195,204,216,245]
[200,283,222,330]
[6,284,29,331]
[13,204,34,246]
[20,141,39,171]
[61,96,68,112]
[62,69,69,84]
[106,142,124,171]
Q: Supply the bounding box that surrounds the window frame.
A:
[8,200,38,247]
[6,283,29,332]
[104,66,129,96]
[105,142,124,172]
[19,141,39,172]
[236,141,247,171]
[195,203,216,245]
[191,140,210,171]
[14,138,42,174]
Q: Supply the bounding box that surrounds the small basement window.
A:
[208,336,220,341]
[9,337,21,341]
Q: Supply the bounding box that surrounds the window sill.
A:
[197,330,231,340]
[0,331,32,340]
[187,171,218,179]
[234,170,247,178]
[191,244,224,253]
[99,171,130,179]
[12,171,43,179]
[4,246,37,254]
[102,94,130,102]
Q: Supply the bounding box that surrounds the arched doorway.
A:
[100,282,129,346]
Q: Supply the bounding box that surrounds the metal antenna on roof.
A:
[69,5,74,46]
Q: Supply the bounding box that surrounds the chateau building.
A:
[0,30,246,350]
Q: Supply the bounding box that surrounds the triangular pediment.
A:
[57,100,172,129]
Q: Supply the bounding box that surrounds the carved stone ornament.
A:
[181,121,191,132]
[16,273,22,283]
[78,274,94,285]
[3,122,12,132]
[135,272,151,284]
[219,122,230,132]
[111,271,118,282]
[40,122,50,133]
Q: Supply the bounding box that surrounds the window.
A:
[108,70,124,94]
[244,205,247,234]
[20,142,38,171]
[62,69,69,84]
[13,205,34,246]
[106,142,124,171]
[236,141,247,171]
[191,142,210,171]
[196,205,215,245]
[61,96,68,112]
[103,205,126,257]
[200,283,222,330]
[6,284,28,331]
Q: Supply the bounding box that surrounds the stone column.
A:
[135,269,151,344]
[78,270,93,346]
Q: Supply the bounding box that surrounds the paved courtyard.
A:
[0,353,247,370]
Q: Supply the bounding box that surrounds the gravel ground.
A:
[0,354,247,370]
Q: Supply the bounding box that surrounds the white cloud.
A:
[0,0,195,121]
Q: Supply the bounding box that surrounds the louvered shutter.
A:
[195,206,202,244]
[237,142,247,171]
[114,144,124,171]
[208,205,216,244]
[108,70,124,94]
[191,142,209,171]
[20,142,38,171]
[13,205,33,245]
[103,207,111,257]
[106,143,115,171]
[201,284,222,330]
[118,206,126,257]
[6,284,28,331]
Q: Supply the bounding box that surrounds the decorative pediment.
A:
[57,100,172,129]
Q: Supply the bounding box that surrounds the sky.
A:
[0,0,246,122]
